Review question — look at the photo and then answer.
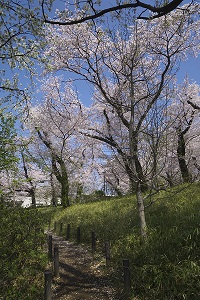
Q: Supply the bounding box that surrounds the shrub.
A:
[0,202,48,299]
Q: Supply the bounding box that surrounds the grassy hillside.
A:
[45,183,200,300]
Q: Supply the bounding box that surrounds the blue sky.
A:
[178,56,200,84]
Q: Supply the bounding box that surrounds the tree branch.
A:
[42,0,184,25]
[187,99,200,110]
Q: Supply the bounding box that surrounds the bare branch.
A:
[42,0,184,25]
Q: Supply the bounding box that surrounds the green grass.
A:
[45,183,200,300]
[48,195,138,243]
[0,204,48,299]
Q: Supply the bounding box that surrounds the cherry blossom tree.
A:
[28,76,94,207]
[21,135,61,206]
[43,4,200,236]
[165,80,200,184]
[100,153,130,196]
[1,0,198,114]
[16,136,50,207]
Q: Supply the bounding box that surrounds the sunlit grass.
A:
[44,183,200,300]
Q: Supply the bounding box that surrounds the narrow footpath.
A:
[48,233,121,300]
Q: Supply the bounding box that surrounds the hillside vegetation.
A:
[0,204,48,299]
[46,183,200,300]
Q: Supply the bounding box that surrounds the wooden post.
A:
[54,244,59,277]
[91,231,96,254]
[44,270,52,300]
[59,222,63,236]
[77,226,81,244]
[66,224,70,240]
[123,259,131,295]
[48,235,53,261]
[105,241,111,267]
[48,220,51,230]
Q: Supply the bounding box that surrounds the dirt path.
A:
[48,233,120,300]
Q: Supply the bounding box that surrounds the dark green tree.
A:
[0,109,18,172]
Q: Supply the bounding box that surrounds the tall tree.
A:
[36,129,70,208]
[167,80,200,183]
[29,76,87,207]
[20,149,37,207]
[43,5,200,237]
[18,134,59,206]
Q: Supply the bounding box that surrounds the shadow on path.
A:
[50,234,120,300]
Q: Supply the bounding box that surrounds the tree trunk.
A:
[135,155,148,192]
[50,172,57,206]
[52,156,69,208]
[60,179,69,208]
[177,128,192,183]
[21,151,36,207]
[129,105,147,238]
[60,161,70,208]
[30,188,36,208]
[106,179,123,196]
[136,182,147,238]
[166,172,174,187]
[36,129,70,208]
[129,129,148,193]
